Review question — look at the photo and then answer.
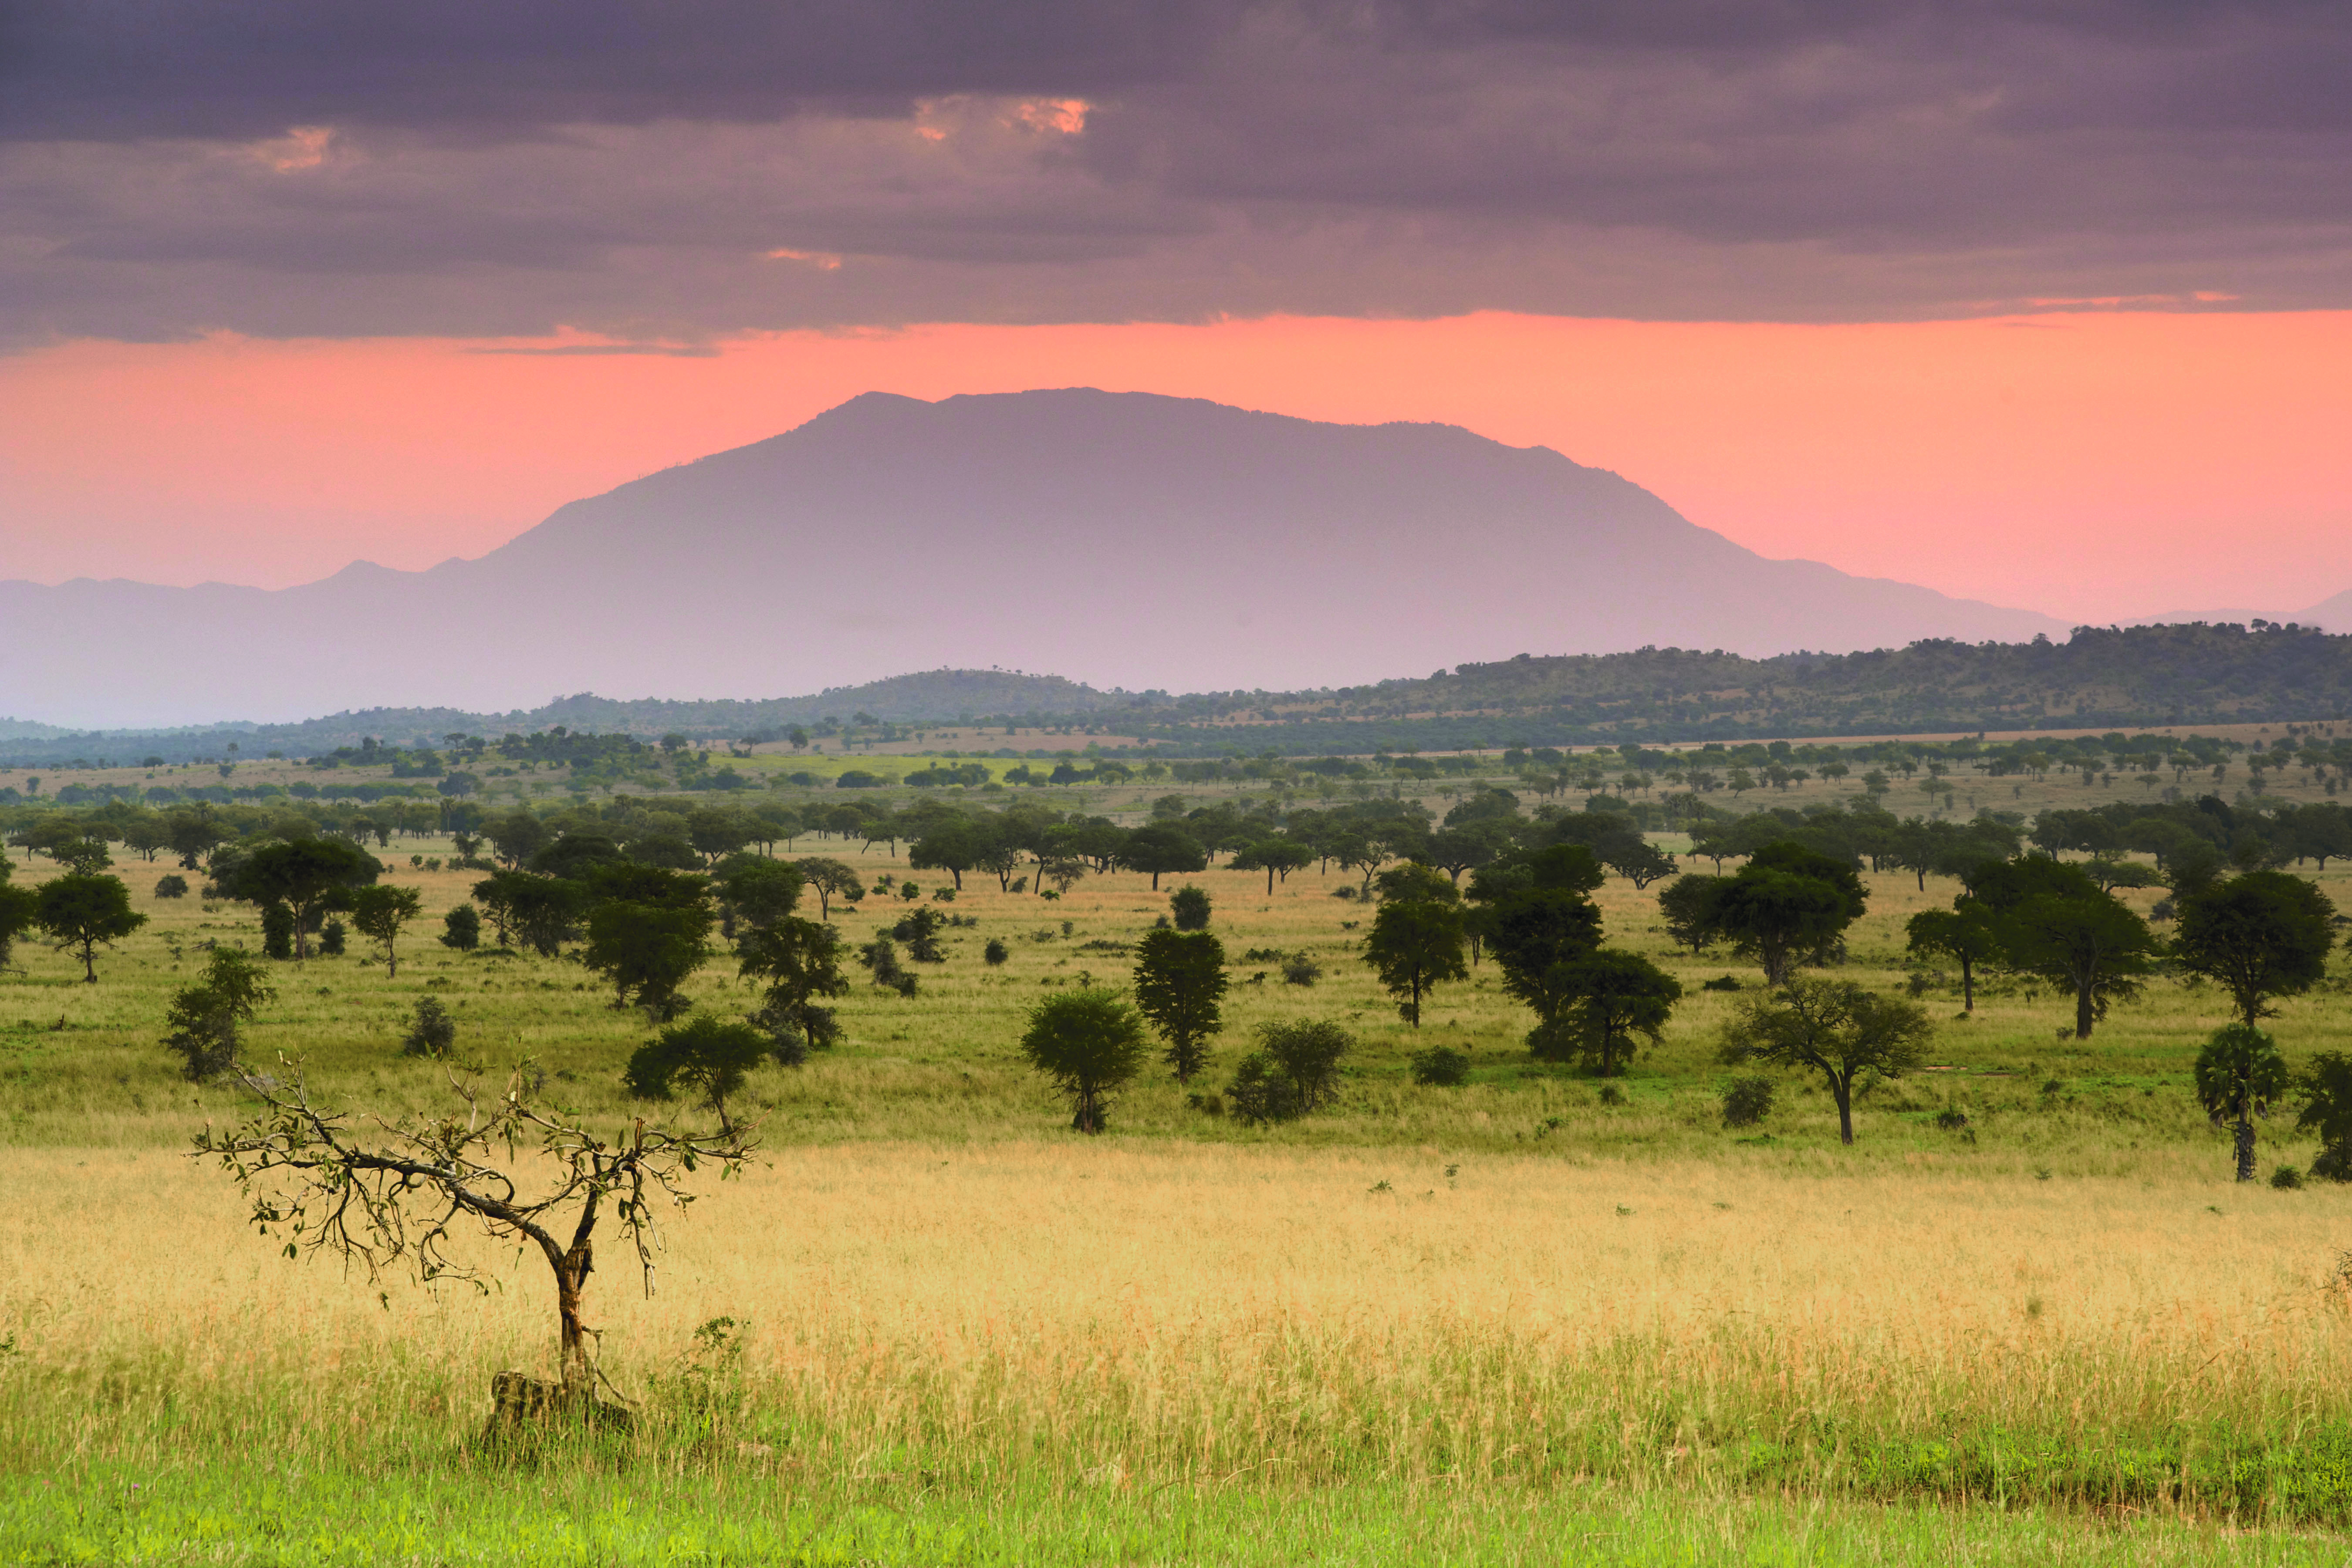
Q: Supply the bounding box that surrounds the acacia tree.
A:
[1231,839,1315,895]
[1703,845,1865,986]
[194,1058,756,1410]
[1719,978,1933,1145]
[2000,885,2155,1040]
[1360,898,1468,1027]
[1132,928,1228,1082]
[221,838,380,960]
[2194,1024,2290,1182]
[625,1015,769,1135]
[2174,872,2337,1028]
[1119,825,1208,891]
[1905,904,2000,1012]
[0,861,36,973]
[350,885,423,978]
[736,915,851,1064]
[35,872,146,982]
[792,857,864,919]
[1019,990,1148,1133]
[1532,950,1682,1077]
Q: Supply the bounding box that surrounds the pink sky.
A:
[4,309,2348,623]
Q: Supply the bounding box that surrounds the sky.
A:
[4,0,2351,624]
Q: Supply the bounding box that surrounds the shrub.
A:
[1019,990,1148,1134]
[1598,1083,1627,1106]
[1331,885,1358,901]
[400,997,458,1058]
[1228,1020,1353,1124]
[154,874,189,899]
[859,937,919,997]
[1281,952,1322,987]
[1169,885,1212,931]
[260,903,294,960]
[2272,1165,2306,1190]
[983,937,1009,966]
[1934,1106,1970,1130]
[624,1014,769,1131]
[161,949,275,1082]
[1409,1046,1471,1087]
[1701,974,1744,993]
[1722,1077,1774,1127]
[440,904,482,950]
[890,906,947,962]
[316,918,347,957]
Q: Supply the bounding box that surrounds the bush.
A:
[2314,1146,2352,1183]
[400,997,458,1058]
[890,907,947,962]
[154,874,189,899]
[1228,1019,1353,1124]
[859,937,919,997]
[623,1014,768,1129]
[260,902,294,960]
[1281,952,1322,987]
[1934,1106,1970,1130]
[1409,1046,1471,1087]
[1598,1083,1627,1106]
[2272,1165,2306,1190]
[161,949,274,1082]
[1330,885,1358,901]
[983,937,1009,966]
[1019,990,1149,1134]
[1169,885,1212,931]
[440,904,482,950]
[1721,1076,1774,1127]
[317,918,347,957]
[1701,974,1744,993]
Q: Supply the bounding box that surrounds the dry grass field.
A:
[4,816,2352,1562]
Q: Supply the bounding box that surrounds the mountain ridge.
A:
[1,387,2102,728]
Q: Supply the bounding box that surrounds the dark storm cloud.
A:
[4,0,2351,343]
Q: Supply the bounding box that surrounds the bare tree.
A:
[194,1057,756,1419]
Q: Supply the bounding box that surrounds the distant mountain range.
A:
[0,387,2125,730]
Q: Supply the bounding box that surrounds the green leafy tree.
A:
[1372,862,1458,904]
[1360,897,1468,1027]
[2174,872,2337,1028]
[1477,845,1606,1027]
[581,865,713,1021]
[1227,1020,1353,1124]
[1119,825,1208,891]
[1719,977,1933,1145]
[909,822,990,891]
[711,855,803,938]
[736,916,851,1064]
[2194,1024,2290,1182]
[1231,838,1314,894]
[1168,885,1212,931]
[260,902,295,960]
[1531,950,1682,1076]
[1656,874,1725,954]
[625,1015,769,1134]
[219,838,380,960]
[162,948,275,1080]
[2295,1053,2352,1182]
[1905,904,2001,1012]
[36,873,146,982]
[350,884,423,977]
[440,904,482,950]
[1019,990,1149,1133]
[1704,841,1866,985]
[1999,882,2156,1040]
[0,861,36,974]
[1132,928,1228,1082]
[792,857,864,919]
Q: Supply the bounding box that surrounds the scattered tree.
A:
[217,838,380,960]
[2174,871,2337,1028]
[1360,897,1468,1026]
[2195,1024,2290,1182]
[35,872,146,982]
[1119,825,1208,890]
[1719,978,1933,1145]
[2295,1052,2352,1182]
[1904,905,2000,1012]
[440,904,482,950]
[792,857,864,919]
[154,874,190,900]
[1019,990,1149,1133]
[736,915,850,1064]
[1132,928,1228,1082]
[625,1015,769,1135]
[162,948,275,1080]
[1232,838,1314,894]
[1530,950,1682,1076]
[350,884,423,978]
[0,862,35,973]
[194,1060,755,1410]
[710,855,803,938]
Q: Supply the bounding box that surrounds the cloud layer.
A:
[6,0,2351,343]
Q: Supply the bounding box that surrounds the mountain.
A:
[0,389,2075,729]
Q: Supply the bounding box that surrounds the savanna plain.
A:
[6,761,2352,1566]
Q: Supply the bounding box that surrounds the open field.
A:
[5,820,2352,1561]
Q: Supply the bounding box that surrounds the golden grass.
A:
[10,1139,2352,1494]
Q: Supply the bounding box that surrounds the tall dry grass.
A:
[9,1141,2352,1504]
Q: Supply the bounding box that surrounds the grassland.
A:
[4,824,2352,1563]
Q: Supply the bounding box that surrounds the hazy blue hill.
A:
[0,389,2074,730]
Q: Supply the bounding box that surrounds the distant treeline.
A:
[8,622,2352,769]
